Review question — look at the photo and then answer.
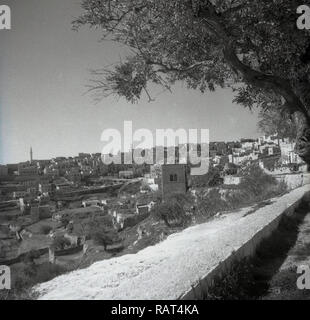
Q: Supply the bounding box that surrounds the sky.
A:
[0,0,260,164]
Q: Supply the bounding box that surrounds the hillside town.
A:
[2,0,310,305]
[0,133,307,282]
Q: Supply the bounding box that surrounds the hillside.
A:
[34,186,309,300]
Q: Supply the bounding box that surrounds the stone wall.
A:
[180,192,307,300]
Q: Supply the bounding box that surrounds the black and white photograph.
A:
[1,0,310,306]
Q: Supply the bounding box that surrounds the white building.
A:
[223,176,241,185]
[279,141,303,165]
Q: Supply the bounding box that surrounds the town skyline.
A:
[1,133,266,166]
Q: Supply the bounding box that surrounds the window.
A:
[169,174,178,182]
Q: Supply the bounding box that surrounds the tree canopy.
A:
[258,106,298,140]
[74,0,310,163]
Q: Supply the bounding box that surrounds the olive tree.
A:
[74,0,310,164]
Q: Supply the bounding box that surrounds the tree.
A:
[74,0,310,164]
[258,106,298,140]
[239,164,278,197]
[151,199,189,227]
[51,236,71,251]
[92,227,119,250]
[191,165,223,187]
[40,225,53,235]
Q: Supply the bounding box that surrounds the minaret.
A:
[30,147,33,165]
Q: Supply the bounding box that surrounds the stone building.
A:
[0,165,8,176]
[18,165,38,176]
[161,164,188,198]
[119,170,134,179]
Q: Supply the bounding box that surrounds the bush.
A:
[60,216,70,228]
[195,164,288,221]
[33,263,67,284]
[151,196,191,227]
[3,262,68,300]
[239,164,277,197]
[236,164,288,203]
[197,189,229,218]
[205,258,257,300]
[85,216,115,238]
[51,236,71,250]
[23,250,42,264]
[191,166,223,187]
[40,225,52,235]
[91,227,120,250]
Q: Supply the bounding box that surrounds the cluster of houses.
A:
[0,150,112,201]
[0,135,306,225]
[1,133,308,267]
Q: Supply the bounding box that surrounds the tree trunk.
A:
[223,46,310,167]
[294,112,310,166]
[196,3,310,167]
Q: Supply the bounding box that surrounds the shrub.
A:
[239,164,277,198]
[205,258,257,300]
[33,263,67,284]
[194,164,288,221]
[191,166,223,187]
[197,189,229,218]
[60,215,70,228]
[151,196,191,227]
[23,250,41,264]
[85,216,115,238]
[51,236,71,250]
[4,262,68,300]
[91,227,120,250]
[40,225,52,235]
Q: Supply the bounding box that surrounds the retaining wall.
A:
[180,191,307,300]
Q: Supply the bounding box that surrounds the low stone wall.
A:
[180,192,307,300]
[274,172,310,190]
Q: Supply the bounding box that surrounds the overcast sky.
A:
[0,0,260,164]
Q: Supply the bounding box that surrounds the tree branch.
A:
[196,1,310,124]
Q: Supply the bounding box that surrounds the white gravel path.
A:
[35,186,309,300]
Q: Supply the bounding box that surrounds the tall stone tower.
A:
[30,147,33,164]
[161,164,188,198]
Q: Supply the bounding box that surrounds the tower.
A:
[30,147,33,164]
[161,164,188,198]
